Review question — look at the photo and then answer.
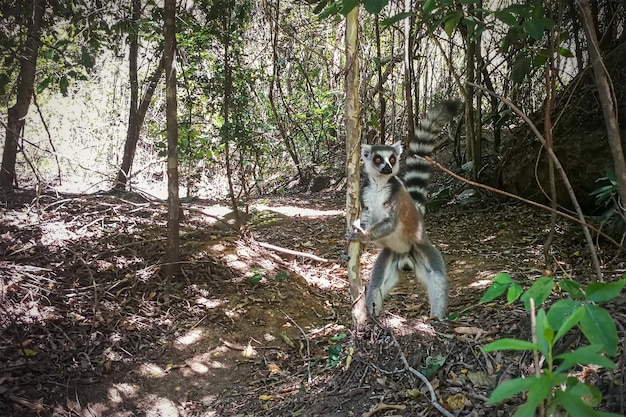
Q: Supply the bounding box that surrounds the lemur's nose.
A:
[381,164,392,175]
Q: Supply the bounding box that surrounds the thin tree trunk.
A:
[543,40,558,274]
[164,0,180,278]
[267,0,304,183]
[345,5,367,328]
[375,15,385,143]
[577,0,626,224]
[222,7,243,232]
[0,0,46,189]
[471,2,483,181]
[404,0,415,143]
[465,27,476,171]
[114,56,165,190]
[115,0,141,190]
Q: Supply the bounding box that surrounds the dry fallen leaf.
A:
[446,393,467,411]
[467,371,497,388]
[267,362,282,375]
[241,344,258,358]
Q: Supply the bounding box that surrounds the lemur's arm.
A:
[346,211,398,242]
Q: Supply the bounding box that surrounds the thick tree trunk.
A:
[164,0,180,278]
[344,5,367,328]
[0,0,46,189]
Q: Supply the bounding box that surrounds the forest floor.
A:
[1,187,625,417]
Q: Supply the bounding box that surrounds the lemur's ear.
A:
[392,141,403,156]
[361,144,371,159]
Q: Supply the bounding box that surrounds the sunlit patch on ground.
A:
[255,203,343,218]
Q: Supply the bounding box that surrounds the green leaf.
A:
[380,11,416,27]
[339,0,359,16]
[494,272,513,285]
[523,16,555,41]
[480,282,509,303]
[317,2,339,19]
[535,309,553,357]
[553,304,585,343]
[482,338,539,352]
[443,11,463,36]
[59,76,69,96]
[507,283,524,303]
[423,0,437,14]
[37,76,52,94]
[521,276,554,310]
[247,273,263,286]
[274,272,289,282]
[480,273,513,303]
[559,47,574,58]
[556,390,601,417]
[494,10,517,26]
[487,377,536,404]
[558,279,585,299]
[514,374,552,417]
[511,55,532,83]
[312,0,328,14]
[502,4,533,18]
[555,345,616,373]
[566,377,602,407]
[422,354,446,378]
[329,333,347,343]
[362,0,388,14]
[547,299,582,331]
[580,304,618,356]
[585,278,626,303]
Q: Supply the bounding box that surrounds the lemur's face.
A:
[361,142,402,177]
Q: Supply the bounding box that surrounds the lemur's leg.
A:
[412,242,448,319]
[366,248,401,316]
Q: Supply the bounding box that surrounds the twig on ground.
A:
[255,240,330,262]
[281,309,312,383]
[373,317,454,417]
[362,402,406,417]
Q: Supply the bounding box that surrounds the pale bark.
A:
[344,5,367,328]
[164,0,180,278]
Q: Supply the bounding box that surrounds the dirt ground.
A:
[1,188,625,417]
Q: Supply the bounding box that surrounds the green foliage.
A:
[313,0,389,19]
[481,273,626,416]
[326,333,347,366]
[591,171,626,236]
[0,0,108,102]
[421,354,445,378]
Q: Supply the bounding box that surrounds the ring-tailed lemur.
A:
[346,100,460,319]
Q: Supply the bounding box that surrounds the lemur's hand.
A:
[345,220,370,242]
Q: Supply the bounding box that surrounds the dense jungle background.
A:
[1,0,626,416]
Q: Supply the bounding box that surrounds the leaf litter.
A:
[0,189,624,416]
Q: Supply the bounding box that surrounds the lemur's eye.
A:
[389,156,396,165]
[373,155,383,164]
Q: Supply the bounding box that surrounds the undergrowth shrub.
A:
[480,273,625,417]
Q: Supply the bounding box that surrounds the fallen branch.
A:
[362,403,406,417]
[256,240,330,262]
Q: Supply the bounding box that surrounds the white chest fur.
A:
[361,178,392,226]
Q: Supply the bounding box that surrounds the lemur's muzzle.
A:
[380,164,392,175]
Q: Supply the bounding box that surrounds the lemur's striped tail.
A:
[404,100,461,210]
